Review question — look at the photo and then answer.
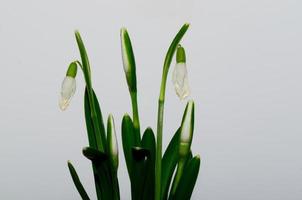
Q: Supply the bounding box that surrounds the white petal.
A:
[59,98,70,111]
[172,63,190,100]
[59,76,76,111]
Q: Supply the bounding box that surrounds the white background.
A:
[0,0,301,199]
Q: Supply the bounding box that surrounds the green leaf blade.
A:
[67,161,90,200]
[173,156,201,200]
[161,128,181,200]
[74,31,91,88]
[121,114,138,178]
[84,88,107,151]
[82,147,115,200]
[141,128,156,200]
[131,146,150,200]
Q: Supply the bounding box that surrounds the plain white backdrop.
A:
[0,0,301,199]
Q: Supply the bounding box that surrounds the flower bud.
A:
[179,100,195,157]
[120,28,137,93]
[59,62,78,111]
[107,114,119,169]
[172,45,190,100]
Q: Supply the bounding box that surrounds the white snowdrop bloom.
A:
[172,62,190,100]
[172,45,190,100]
[59,76,76,111]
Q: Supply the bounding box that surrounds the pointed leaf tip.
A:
[67,161,90,200]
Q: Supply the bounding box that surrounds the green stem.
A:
[169,158,185,196]
[155,23,190,200]
[111,169,120,200]
[155,99,164,200]
[130,91,141,141]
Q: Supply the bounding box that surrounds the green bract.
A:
[66,62,78,78]
[176,45,186,63]
[61,23,200,200]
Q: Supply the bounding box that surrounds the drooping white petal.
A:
[172,62,190,100]
[59,76,76,111]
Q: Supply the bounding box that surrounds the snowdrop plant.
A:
[60,31,120,200]
[60,23,200,200]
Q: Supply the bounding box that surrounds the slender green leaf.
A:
[121,114,138,178]
[84,88,97,149]
[172,156,201,200]
[141,128,156,161]
[94,162,113,200]
[126,128,155,200]
[82,147,114,200]
[74,31,91,88]
[83,87,107,200]
[169,151,193,199]
[161,128,181,200]
[84,88,107,151]
[106,115,120,200]
[141,128,156,200]
[131,146,149,200]
[184,152,193,169]
[67,161,90,200]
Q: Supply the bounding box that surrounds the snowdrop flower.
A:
[120,28,137,93]
[179,100,195,157]
[172,45,190,100]
[59,62,78,111]
[107,114,119,169]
